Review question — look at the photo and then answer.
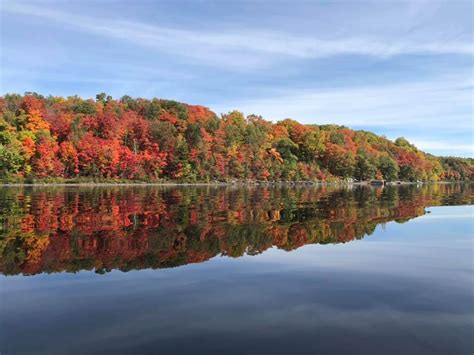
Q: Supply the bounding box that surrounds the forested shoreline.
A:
[0,93,472,183]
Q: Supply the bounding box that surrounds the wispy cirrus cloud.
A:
[2,1,473,69]
[406,140,473,156]
[211,71,473,127]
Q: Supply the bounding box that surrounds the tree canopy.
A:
[0,93,472,182]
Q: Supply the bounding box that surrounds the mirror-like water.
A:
[1,184,473,354]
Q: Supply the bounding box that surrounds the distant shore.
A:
[0,180,462,187]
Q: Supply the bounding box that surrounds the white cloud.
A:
[210,71,473,127]
[407,139,474,155]
[3,2,473,69]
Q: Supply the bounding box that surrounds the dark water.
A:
[0,184,473,354]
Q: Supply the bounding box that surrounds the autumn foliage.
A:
[0,93,472,182]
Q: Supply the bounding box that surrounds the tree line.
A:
[0,93,472,182]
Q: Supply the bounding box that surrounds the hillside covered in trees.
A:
[0,93,472,183]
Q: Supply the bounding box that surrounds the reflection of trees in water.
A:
[0,184,472,275]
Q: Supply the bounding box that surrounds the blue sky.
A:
[1,0,472,157]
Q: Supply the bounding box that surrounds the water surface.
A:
[1,184,473,354]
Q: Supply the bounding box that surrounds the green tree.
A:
[395,137,417,151]
[329,132,345,145]
[378,155,399,181]
[354,154,376,181]
[300,129,326,162]
[0,144,24,176]
[399,165,420,181]
[276,139,298,179]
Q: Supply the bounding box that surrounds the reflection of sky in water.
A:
[1,206,473,355]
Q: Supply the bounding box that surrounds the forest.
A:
[0,93,472,183]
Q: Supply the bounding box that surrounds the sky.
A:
[0,0,473,157]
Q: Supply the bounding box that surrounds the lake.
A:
[0,184,473,354]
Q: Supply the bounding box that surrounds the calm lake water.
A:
[1,184,473,354]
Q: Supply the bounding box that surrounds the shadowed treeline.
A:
[0,184,472,276]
